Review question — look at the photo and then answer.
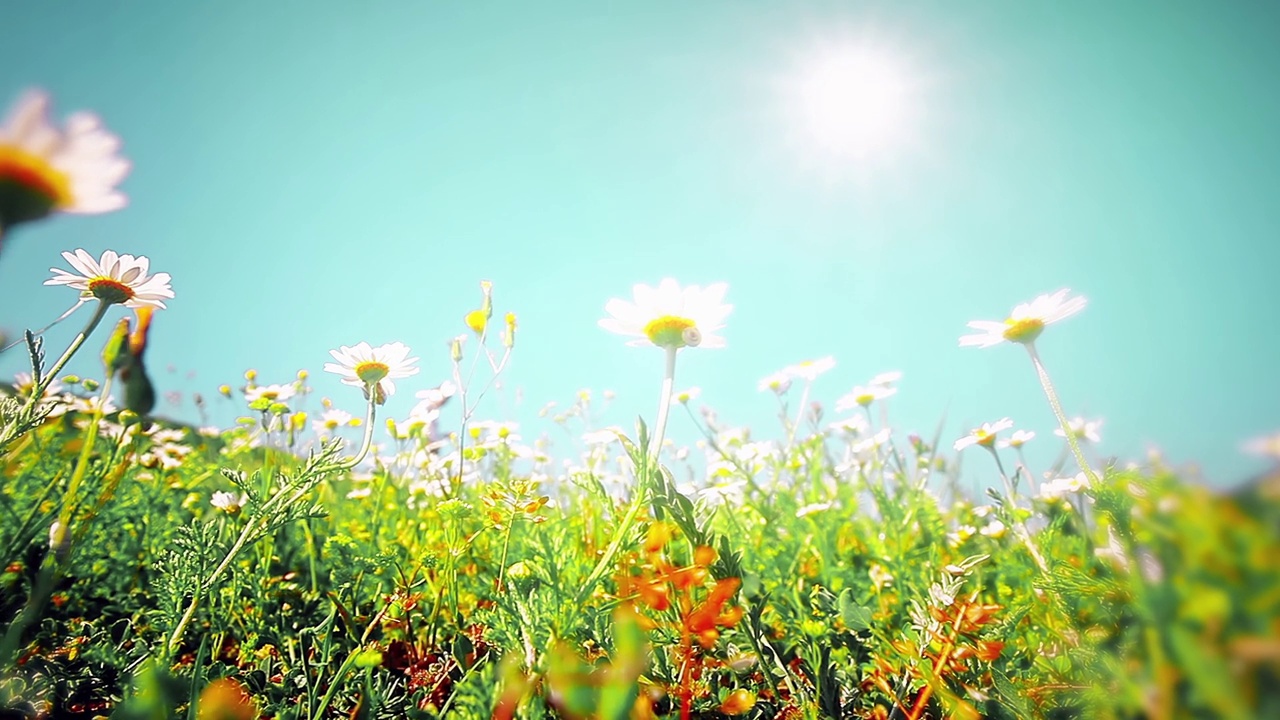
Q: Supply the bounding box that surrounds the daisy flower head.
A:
[780,356,837,383]
[1054,416,1102,444]
[45,249,174,308]
[959,289,1087,349]
[998,429,1036,449]
[1242,430,1280,462]
[599,278,732,350]
[324,341,419,404]
[954,418,1014,452]
[0,90,130,234]
[757,369,792,395]
[835,384,897,413]
[244,383,296,405]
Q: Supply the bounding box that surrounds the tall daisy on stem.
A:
[959,289,1099,486]
[323,341,419,468]
[1,249,172,450]
[0,90,130,252]
[599,278,732,458]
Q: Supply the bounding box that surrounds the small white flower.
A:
[980,520,1007,539]
[581,428,622,446]
[312,408,357,436]
[869,370,902,386]
[869,563,894,590]
[835,384,897,412]
[795,502,832,518]
[0,90,129,230]
[782,356,837,383]
[599,278,732,349]
[1055,417,1102,444]
[245,383,296,404]
[324,341,419,402]
[998,429,1036,449]
[210,491,248,513]
[954,418,1014,451]
[757,370,792,394]
[1242,430,1280,461]
[959,289,1087,349]
[827,414,869,436]
[44,249,174,308]
[673,386,701,404]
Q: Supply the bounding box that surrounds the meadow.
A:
[2,89,1280,720]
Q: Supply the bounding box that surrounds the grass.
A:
[0,286,1277,720]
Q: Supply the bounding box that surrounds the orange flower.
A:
[719,689,757,715]
[197,678,257,720]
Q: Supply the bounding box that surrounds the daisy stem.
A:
[786,381,813,451]
[31,300,109,403]
[340,392,378,470]
[1025,343,1100,487]
[649,347,678,458]
[985,445,1049,573]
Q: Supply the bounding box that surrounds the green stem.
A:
[1025,343,1100,487]
[984,445,1049,573]
[33,300,109,402]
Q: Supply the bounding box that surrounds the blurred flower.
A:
[244,383,295,404]
[980,519,1007,539]
[757,369,792,394]
[795,501,832,518]
[999,429,1036,449]
[312,408,357,436]
[599,278,731,349]
[1054,416,1102,444]
[869,370,902,386]
[0,90,129,234]
[210,491,247,514]
[582,428,622,446]
[959,289,1087,348]
[954,418,1014,451]
[1039,471,1093,501]
[869,563,894,590]
[674,386,701,404]
[197,677,257,720]
[827,414,869,436]
[720,689,757,716]
[785,356,837,382]
[835,384,897,412]
[44,249,174,308]
[324,341,418,402]
[1242,430,1280,461]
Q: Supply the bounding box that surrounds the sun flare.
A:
[779,35,925,172]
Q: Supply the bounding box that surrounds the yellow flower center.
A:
[643,315,696,348]
[975,429,997,447]
[354,361,390,384]
[87,277,134,305]
[856,393,875,407]
[1002,317,1045,344]
[0,146,74,219]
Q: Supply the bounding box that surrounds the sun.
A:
[778,33,927,174]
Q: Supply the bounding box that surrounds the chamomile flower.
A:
[312,408,357,436]
[757,370,792,394]
[324,341,419,402]
[998,429,1036,449]
[1054,417,1102,444]
[959,289,1087,349]
[599,278,732,349]
[835,384,897,412]
[44,249,174,308]
[210,491,248,514]
[954,418,1014,451]
[1242,430,1280,461]
[0,90,129,235]
[244,383,296,404]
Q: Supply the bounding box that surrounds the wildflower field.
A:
[2,90,1280,720]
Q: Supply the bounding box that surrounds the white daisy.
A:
[1242,430,1280,461]
[210,491,248,513]
[0,90,129,232]
[959,289,1087,349]
[870,370,903,386]
[673,386,701,404]
[44,249,174,308]
[244,383,296,404]
[757,370,792,394]
[998,429,1036,449]
[598,278,732,349]
[954,418,1014,451]
[323,341,419,402]
[1054,417,1102,444]
[835,384,897,412]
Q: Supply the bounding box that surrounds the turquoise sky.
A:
[2,1,1277,486]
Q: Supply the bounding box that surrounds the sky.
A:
[1,0,1278,487]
